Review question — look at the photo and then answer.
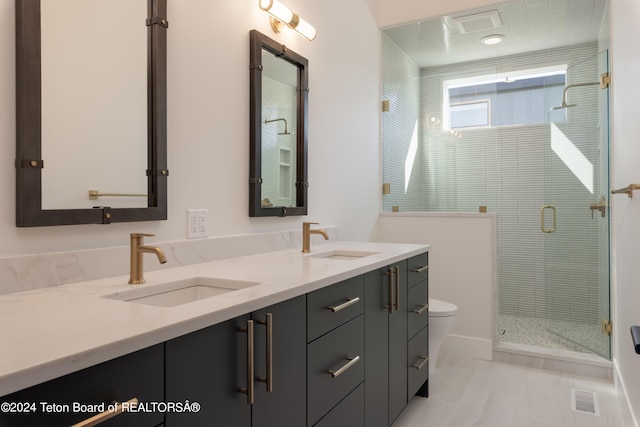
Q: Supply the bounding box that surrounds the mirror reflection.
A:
[41,0,148,209]
[260,50,298,209]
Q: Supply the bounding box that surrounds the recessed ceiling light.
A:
[481,34,505,45]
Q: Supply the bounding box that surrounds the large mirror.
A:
[249,30,308,217]
[15,0,168,226]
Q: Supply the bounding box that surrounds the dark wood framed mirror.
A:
[15,0,168,227]
[249,30,308,217]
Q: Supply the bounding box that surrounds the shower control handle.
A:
[589,196,606,219]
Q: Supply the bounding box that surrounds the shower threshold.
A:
[495,315,612,379]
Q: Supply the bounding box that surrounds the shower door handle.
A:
[540,205,556,233]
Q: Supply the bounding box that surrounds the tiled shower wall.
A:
[261,76,297,208]
[382,35,606,326]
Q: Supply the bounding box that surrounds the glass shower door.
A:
[543,51,610,358]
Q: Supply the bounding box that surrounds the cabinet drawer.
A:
[313,382,364,427]
[308,315,365,426]
[407,278,429,340]
[407,326,429,399]
[407,252,428,289]
[0,345,164,427]
[307,275,364,342]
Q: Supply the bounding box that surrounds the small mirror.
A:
[249,30,308,217]
[15,0,168,226]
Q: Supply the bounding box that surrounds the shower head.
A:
[264,118,292,135]
[551,80,602,111]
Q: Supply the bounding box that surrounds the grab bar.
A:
[89,190,146,200]
[611,184,640,198]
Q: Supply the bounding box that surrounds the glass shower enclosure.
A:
[380,33,611,359]
[543,50,611,359]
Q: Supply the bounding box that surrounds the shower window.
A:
[450,100,491,129]
[443,65,567,130]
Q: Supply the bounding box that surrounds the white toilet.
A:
[428,298,458,373]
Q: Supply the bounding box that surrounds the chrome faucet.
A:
[129,233,167,284]
[302,222,329,253]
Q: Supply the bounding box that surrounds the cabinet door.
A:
[165,315,251,427]
[0,345,164,427]
[364,267,390,427]
[364,259,408,427]
[252,296,306,427]
[388,259,408,424]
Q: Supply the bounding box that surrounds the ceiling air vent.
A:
[452,10,502,34]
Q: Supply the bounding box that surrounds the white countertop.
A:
[0,241,429,396]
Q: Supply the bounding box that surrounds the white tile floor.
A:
[393,355,634,427]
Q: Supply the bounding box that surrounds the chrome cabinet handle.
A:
[328,355,361,378]
[384,268,394,313]
[412,304,429,315]
[71,398,138,427]
[412,356,429,370]
[328,297,360,312]
[239,320,255,404]
[256,313,273,392]
[411,265,429,273]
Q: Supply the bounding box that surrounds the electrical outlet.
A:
[187,209,209,239]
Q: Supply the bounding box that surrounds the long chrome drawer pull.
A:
[71,398,138,427]
[329,355,361,378]
[411,265,429,273]
[394,266,400,311]
[412,356,429,370]
[384,268,394,313]
[412,304,429,315]
[257,313,273,392]
[239,320,255,404]
[328,297,360,312]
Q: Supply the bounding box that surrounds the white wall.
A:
[376,213,496,360]
[0,0,380,257]
[611,0,640,423]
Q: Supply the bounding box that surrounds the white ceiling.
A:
[382,0,607,68]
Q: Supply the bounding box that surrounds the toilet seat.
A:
[429,298,458,317]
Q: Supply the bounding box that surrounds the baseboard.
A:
[614,359,640,427]
[440,334,493,361]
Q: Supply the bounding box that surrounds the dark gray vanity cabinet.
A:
[165,295,306,427]
[364,252,429,427]
[307,275,366,426]
[0,345,164,427]
[165,314,251,426]
[364,260,409,427]
[407,252,430,399]
[0,251,428,427]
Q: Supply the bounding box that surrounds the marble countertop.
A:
[0,241,429,396]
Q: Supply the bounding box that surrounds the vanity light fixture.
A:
[259,0,317,41]
[481,34,505,45]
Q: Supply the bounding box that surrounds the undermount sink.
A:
[101,277,260,308]
[309,250,379,260]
